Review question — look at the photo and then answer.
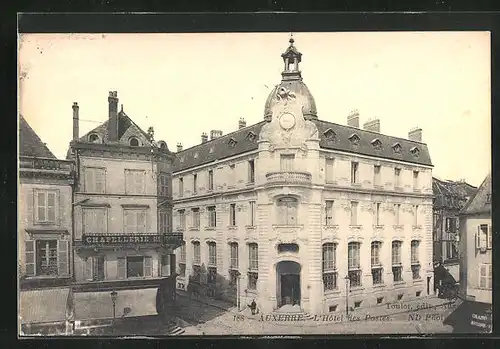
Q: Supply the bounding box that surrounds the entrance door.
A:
[281,274,300,306]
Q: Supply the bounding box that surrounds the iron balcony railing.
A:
[81,232,184,246]
[19,156,74,172]
[265,171,312,185]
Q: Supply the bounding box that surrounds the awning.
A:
[19,287,71,325]
[74,288,158,321]
[443,300,492,333]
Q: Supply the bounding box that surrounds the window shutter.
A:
[479,265,486,288]
[47,192,56,222]
[85,168,94,192]
[487,225,492,249]
[83,258,93,281]
[95,169,105,193]
[117,257,126,279]
[137,211,146,233]
[25,240,35,276]
[57,240,69,276]
[36,192,46,222]
[476,227,480,249]
[144,256,152,277]
[488,264,492,289]
[125,210,134,234]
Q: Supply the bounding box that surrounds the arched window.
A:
[392,241,403,282]
[229,242,239,286]
[129,137,140,147]
[322,243,337,291]
[192,241,200,265]
[247,243,258,290]
[276,197,298,225]
[348,242,361,287]
[88,133,100,143]
[371,242,383,285]
[177,241,186,277]
[411,240,421,280]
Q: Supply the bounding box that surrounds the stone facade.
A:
[172,38,435,315]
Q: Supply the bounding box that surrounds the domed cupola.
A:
[264,36,318,122]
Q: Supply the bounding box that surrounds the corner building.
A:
[172,38,435,315]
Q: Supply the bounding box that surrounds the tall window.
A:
[158,209,171,233]
[322,243,338,291]
[228,164,236,187]
[178,177,184,197]
[280,154,295,171]
[178,242,186,276]
[325,200,334,225]
[192,241,201,265]
[479,264,492,289]
[124,209,147,234]
[25,239,69,277]
[83,207,107,235]
[413,205,419,226]
[177,209,186,230]
[193,173,198,194]
[375,203,381,226]
[207,242,217,267]
[125,169,145,194]
[84,167,106,193]
[34,190,57,223]
[350,201,358,226]
[413,171,419,190]
[248,243,258,290]
[249,201,256,226]
[394,168,401,188]
[248,160,255,183]
[392,241,403,282]
[120,256,152,278]
[207,206,217,227]
[229,243,239,270]
[277,197,298,225]
[325,158,334,183]
[371,242,383,285]
[229,204,237,226]
[208,170,214,191]
[191,208,200,229]
[374,165,381,186]
[84,256,105,281]
[35,240,58,275]
[348,242,361,287]
[411,240,421,280]
[351,162,359,184]
[476,224,490,250]
[158,172,169,196]
[394,204,401,226]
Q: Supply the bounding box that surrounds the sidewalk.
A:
[176,290,237,312]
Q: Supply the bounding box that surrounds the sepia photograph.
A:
[17,31,491,336]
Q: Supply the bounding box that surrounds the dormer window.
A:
[392,142,402,154]
[324,128,337,142]
[410,146,420,158]
[158,141,167,150]
[88,133,101,143]
[246,131,257,142]
[129,137,140,147]
[348,133,360,146]
[371,138,382,151]
[228,138,237,148]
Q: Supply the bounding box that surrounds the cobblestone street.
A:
[171,293,458,335]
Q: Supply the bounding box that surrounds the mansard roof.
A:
[19,115,57,159]
[460,173,491,216]
[173,118,433,172]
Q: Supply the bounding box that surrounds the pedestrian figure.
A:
[248,299,257,315]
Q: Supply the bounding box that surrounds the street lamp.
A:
[110,290,118,333]
[344,275,350,317]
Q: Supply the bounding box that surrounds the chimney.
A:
[238,117,247,129]
[210,130,223,140]
[363,118,380,133]
[176,143,183,152]
[72,102,79,141]
[347,109,360,128]
[201,132,208,143]
[408,127,423,142]
[108,91,119,142]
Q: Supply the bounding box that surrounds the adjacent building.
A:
[18,115,75,334]
[66,92,182,327]
[432,177,477,281]
[172,38,435,315]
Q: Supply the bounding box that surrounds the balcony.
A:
[78,232,184,249]
[266,171,312,186]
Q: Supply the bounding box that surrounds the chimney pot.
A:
[72,101,79,141]
[363,118,380,133]
[408,127,423,142]
[201,132,208,143]
[238,118,247,129]
[176,143,183,152]
[347,109,360,128]
[210,130,223,140]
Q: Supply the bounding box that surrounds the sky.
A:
[18,32,491,187]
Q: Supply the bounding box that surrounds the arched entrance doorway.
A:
[276,261,301,308]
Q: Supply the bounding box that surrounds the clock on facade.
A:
[279,113,296,130]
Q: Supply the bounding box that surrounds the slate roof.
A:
[432,177,477,210]
[460,173,491,215]
[19,115,57,159]
[173,118,433,172]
